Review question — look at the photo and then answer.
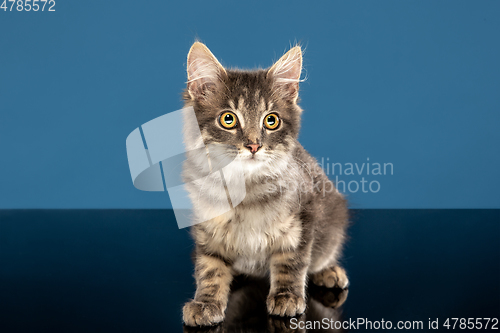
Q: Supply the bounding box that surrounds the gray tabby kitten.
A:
[182,42,349,327]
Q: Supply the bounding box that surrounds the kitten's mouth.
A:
[238,148,269,163]
[240,153,262,162]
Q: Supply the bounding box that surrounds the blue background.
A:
[0,0,498,209]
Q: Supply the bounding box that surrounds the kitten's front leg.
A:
[267,250,310,317]
[183,253,233,326]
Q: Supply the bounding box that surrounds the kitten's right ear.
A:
[187,42,226,100]
[267,46,302,102]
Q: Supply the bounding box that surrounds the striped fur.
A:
[182,42,349,327]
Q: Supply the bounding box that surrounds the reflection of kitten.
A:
[182,42,349,327]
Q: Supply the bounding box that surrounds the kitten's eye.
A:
[264,113,280,130]
[219,112,238,129]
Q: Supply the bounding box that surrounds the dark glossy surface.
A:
[0,210,498,332]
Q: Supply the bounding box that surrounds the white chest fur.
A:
[200,207,302,275]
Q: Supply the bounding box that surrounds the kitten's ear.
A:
[267,46,302,102]
[187,42,226,100]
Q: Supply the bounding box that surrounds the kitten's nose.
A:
[245,143,262,154]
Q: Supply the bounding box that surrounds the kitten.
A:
[181,42,349,327]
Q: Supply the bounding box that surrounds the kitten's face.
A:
[184,43,303,170]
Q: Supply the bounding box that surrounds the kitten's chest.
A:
[204,207,302,273]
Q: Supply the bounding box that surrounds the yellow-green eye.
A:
[264,113,280,130]
[219,112,237,129]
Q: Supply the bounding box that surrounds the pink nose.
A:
[245,143,261,154]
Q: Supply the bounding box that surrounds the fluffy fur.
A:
[182,42,349,327]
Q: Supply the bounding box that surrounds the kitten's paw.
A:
[311,266,349,289]
[309,284,349,309]
[267,292,306,317]
[183,300,224,327]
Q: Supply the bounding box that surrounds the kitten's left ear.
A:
[187,42,227,100]
[267,46,303,102]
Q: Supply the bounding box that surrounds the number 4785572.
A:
[1,0,56,11]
